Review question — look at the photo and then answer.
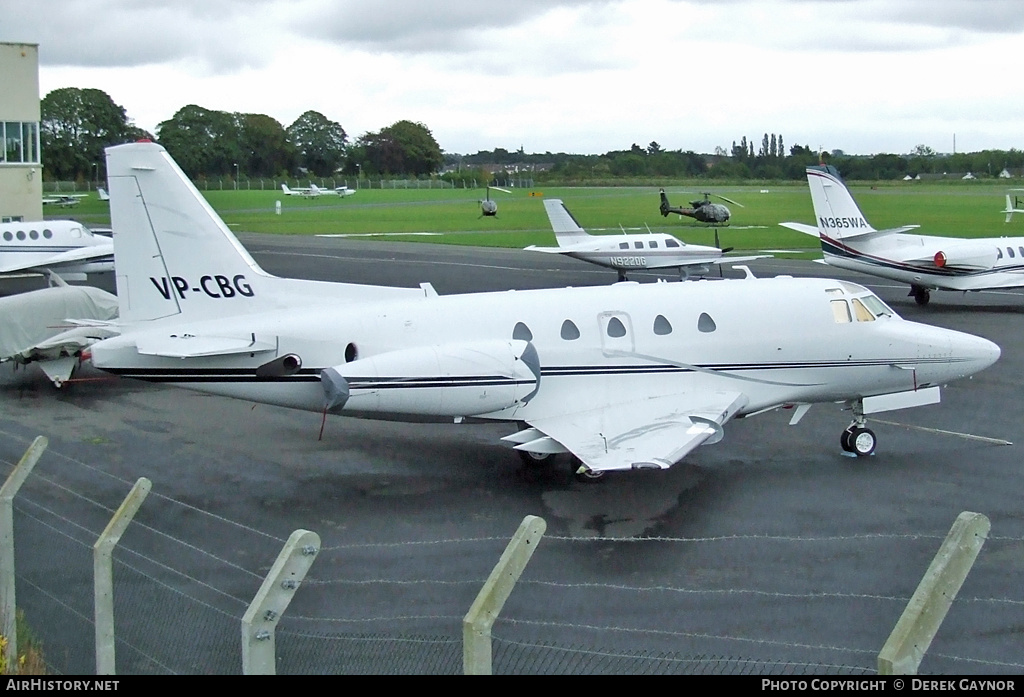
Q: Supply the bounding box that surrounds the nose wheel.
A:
[841,425,876,456]
[841,400,876,457]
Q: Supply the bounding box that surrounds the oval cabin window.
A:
[697,312,717,333]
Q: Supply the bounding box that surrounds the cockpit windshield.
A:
[826,283,898,323]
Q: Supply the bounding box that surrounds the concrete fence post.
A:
[94,477,152,675]
[241,529,320,675]
[0,436,47,667]
[463,515,546,675]
[878,511,990,675]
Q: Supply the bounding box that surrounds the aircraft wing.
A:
[0,242,114,274]
[522,390,748,473]
[134,332,278,358]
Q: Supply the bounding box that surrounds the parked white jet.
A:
[526,199,769,281]
[1004,189,1024,223]
[0,219,114,280]
[280,183,355,197]
[86,143,999,479]
[782,165,1024,306]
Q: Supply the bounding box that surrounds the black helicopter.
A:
[659,189,743,225]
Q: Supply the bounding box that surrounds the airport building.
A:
[0,42,43,222]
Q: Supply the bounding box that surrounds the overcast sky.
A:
[4,0,1022,156]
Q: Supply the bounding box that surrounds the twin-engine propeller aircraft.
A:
[85,142,999,480]
[782,165,1024,306]
[280,183,355,197]
[660,189,741,225]
[1,219,114,281]
[526,198,768,281]
[0,281,118,386]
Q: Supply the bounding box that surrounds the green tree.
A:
[358,120,442,176]
[40,87,144,181]
[237,113,294,177]
[287,111,347,177]
[156,105,241,177]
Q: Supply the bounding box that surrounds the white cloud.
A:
[3,0,1022,154]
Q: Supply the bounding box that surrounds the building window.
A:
[1,121,40,164]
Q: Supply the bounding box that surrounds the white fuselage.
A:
[0,220,113,275]
[89,276,998,422]
[821,232,1024,292]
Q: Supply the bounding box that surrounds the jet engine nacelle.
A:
[320,339,540,417]
[932,244,999,271]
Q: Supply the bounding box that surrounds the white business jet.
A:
[782,165,1024,306]
[280,183,355,197]
[526,199,769,281]
[0,219,114,280]
[87,143,999,480]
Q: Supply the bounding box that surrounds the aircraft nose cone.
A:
[955,332,1000,375]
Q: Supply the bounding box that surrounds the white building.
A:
[0,42,42,222]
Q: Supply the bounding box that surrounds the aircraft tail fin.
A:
[542,199,591,246]
[805,165,877,239]
[107,142,276,323]
[1006,194,1016,223]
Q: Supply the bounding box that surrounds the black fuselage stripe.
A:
[101,358,964,384]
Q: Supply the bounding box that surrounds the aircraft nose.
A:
[952,332,1000,375]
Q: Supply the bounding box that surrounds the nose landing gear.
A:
[841,401,876,456]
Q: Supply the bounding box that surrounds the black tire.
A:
[840,427,855,453]
[911,285,930,306]
[849,426,876,457]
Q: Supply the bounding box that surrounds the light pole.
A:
[233,163,239,190]
[356,163,360,190]
[92,163,99,186]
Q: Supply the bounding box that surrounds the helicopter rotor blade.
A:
[716,194,744,208]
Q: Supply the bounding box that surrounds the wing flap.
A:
[524,391,748,473]
[135,332,277,358]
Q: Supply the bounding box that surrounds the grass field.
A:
[59,180,1021,258]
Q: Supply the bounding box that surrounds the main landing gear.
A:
[840,401,876,457]
[910,284,931,306]
[516,450,606,483]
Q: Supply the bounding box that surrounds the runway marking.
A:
[872,418,1013,446]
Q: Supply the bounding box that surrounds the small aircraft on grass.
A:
[84,142,998,481]
[781,165,1024,306]
[42,193,89,208]
[660,189,742,225]
[281,183,355,197]
[525,198,769,281]
[1004,190,1024,222]
[1,219,114,280]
